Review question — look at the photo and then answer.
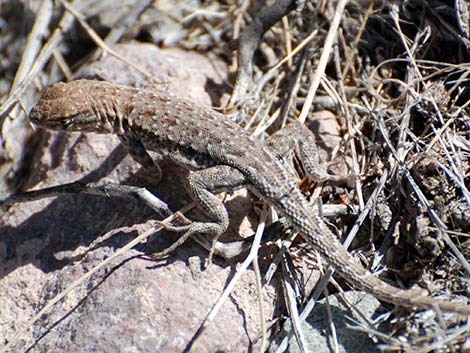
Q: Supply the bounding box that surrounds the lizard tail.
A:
[283,188,470,315]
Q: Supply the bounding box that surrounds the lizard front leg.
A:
[151,165,247,264]
[119,135,163,184]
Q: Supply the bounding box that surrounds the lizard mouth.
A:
[33,113,98,131]
[62,114,98,131]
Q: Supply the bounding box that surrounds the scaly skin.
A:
[30,79,470,314]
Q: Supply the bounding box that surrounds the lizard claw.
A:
[151,221,224,267]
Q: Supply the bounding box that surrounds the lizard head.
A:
[29,80,113,133]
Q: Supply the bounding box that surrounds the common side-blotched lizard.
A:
[29,79,470,314]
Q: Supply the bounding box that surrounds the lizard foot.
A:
[150,221,224,267]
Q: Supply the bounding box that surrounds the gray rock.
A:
[286,291,381,353]
[1,44,275,353]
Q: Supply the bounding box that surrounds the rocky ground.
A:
[1,1,470,352]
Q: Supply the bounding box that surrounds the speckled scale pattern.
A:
[29,79,470,314]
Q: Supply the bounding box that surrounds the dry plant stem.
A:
[434,159,470,204]
[264,231,295,286]
[230,0,252,71]
[10,0,53,93]
[0,181,172,217]
[333,36,364,209]
[281,16,293,68]
[428,120,470,204]
[250,76,279,128]
[426,117,456,153]
[254,28,318,96]
[0,205,193,353]
[92,0,152,51]
[253,204,269,353]
[57,0,154,80]
[274,171,389,353]
[376,114,470,275]
[377,322,470,352]
[273,21,316,129]
[392,5,468,202]
[341,1,373,79]
[346,322,403,349]
[324,290,340,353]
[391,12,469,198]
[251,79,281,134]
[276,50,307,128]
[228,0,297,107]
[186,207,269,353]
[298,0,349,124]
[0,3,76,124]
[395,29,421,167]
[330,278,378,336]
[1,0,54,183]
[281,257,309,353]
[417,323,470,353]
[432,126,470,203]
[0,181,289,259]
[52,49,73,80]
[252,254,267,353]
[255,108,281,136]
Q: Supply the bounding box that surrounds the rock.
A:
[1,43,275,353]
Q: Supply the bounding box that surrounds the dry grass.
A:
[1,0,469,351]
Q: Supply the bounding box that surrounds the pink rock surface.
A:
[0,44,276,353]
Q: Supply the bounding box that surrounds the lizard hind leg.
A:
[266,119,349,183]
[151,165,247,265]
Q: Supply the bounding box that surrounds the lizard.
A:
[29,79,470,315]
